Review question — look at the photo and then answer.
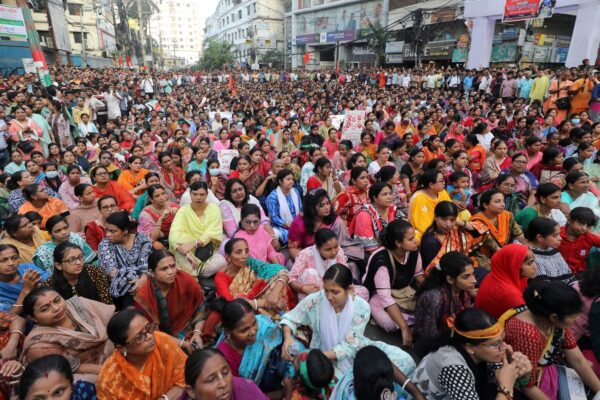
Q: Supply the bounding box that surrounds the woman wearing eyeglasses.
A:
[413,307,532,400]
[97,308,187,400]
[91,166,135,212]
[42,242,111,305]
[83,195,118,252]
[33,215,96,276]
[20,287,115,384]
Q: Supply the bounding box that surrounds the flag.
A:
[303,52,310,65]
[228,74,234,89]
[336,62,340,74]
[232,87,237,96]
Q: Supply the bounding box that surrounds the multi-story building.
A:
[148,0,205,67]
[204,0,285,67]
[0,0,115,69]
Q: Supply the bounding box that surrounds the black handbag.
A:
[17,140,35,154]
[556,96,571,110]
[194,242,214,262]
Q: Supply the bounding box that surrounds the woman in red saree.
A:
[135,250,213,350]
[158,152,186,199]
[333,166,370,226]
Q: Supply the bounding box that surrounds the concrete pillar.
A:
[565,1,600,67]
[466,16,496,69]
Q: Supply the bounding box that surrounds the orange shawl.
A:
[424,226,475,275]
[470,211,512,250]
[96,331,186,400]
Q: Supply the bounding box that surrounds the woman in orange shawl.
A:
[420,201,476,275]
[135,250,211,351]
[97,309,187,400]
[117,156,149,198]
[469,189,527,270]
[463,134,486,174]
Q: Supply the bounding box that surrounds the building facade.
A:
[204,0,285,67]
[148,0,204,67]
[465,0,600,69]
[0,0,115,69]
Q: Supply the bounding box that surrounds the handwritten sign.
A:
[342,110,367,146]
[330,115,344,130]
[217,149,238,174]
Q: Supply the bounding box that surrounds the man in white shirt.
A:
[140,75,154,97]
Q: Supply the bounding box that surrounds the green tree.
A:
[197,38,235,71]
[260,49,284,68]
[366,22,389,67]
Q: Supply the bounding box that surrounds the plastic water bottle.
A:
[288,341,301,358]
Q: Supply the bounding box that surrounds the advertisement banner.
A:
[0,5,27,39]
[342,110,366,146]
[296,1,383,37]
[491,44,518,62]
[47,0,72,52]
[452,48,468,63]
[503,0,555,23]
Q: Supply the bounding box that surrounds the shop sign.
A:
[534,34,546,46]
[502,0,555,22]
[296,33,320,44]
[452,48,468,63]
[422,40,455,60]
[327,29,356,42]
[386,53,404,64]
[556,35,571,48]
[554,47,568,63]
[386,41,404,54]
[493,34,503,45]
[351,46,373,55]
[491,44,518,62]
[533,46,551,62]
[502,27,520,41]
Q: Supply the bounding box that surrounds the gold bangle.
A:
[9,330,24,337]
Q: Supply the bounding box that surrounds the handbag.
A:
[17,139,35,154]
[391,286,417,313]
[194,242,214,262]
[387,250,416,313]
[556,96,571,110]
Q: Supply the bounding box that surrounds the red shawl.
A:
[474,243,529,319]
[135,270,204,335]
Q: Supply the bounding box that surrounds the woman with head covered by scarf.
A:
[474,244,537,319]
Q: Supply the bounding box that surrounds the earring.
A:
[122,349,127,357]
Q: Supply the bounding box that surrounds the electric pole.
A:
[136,0,147,67]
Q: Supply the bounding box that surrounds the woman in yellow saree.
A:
[168,182,224,278]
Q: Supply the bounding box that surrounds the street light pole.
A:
[80,4,86,67]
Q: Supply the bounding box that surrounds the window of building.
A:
[67,3,82,16]
[226,16,229,24]
[247,5,251,15]
[72,32,88,44]
[253,3,256,13]
[239,10,242,19]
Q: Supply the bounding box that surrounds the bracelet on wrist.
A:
[497,386,513,400]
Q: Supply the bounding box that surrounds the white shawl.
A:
[276,186,300,226]
[319,290,355,373]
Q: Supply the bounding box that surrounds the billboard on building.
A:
[295,0,383,44]
[0,5,27,39]
[503,0,556,22]
[47,0,71,52]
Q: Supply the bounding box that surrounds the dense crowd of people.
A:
[0,63,599,400]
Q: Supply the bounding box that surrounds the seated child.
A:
[559,207,600,274]
[446,171,471,221]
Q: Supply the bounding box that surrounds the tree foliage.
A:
[198,38,235,71]
[366,22,388,68]
[261,49,284,68]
